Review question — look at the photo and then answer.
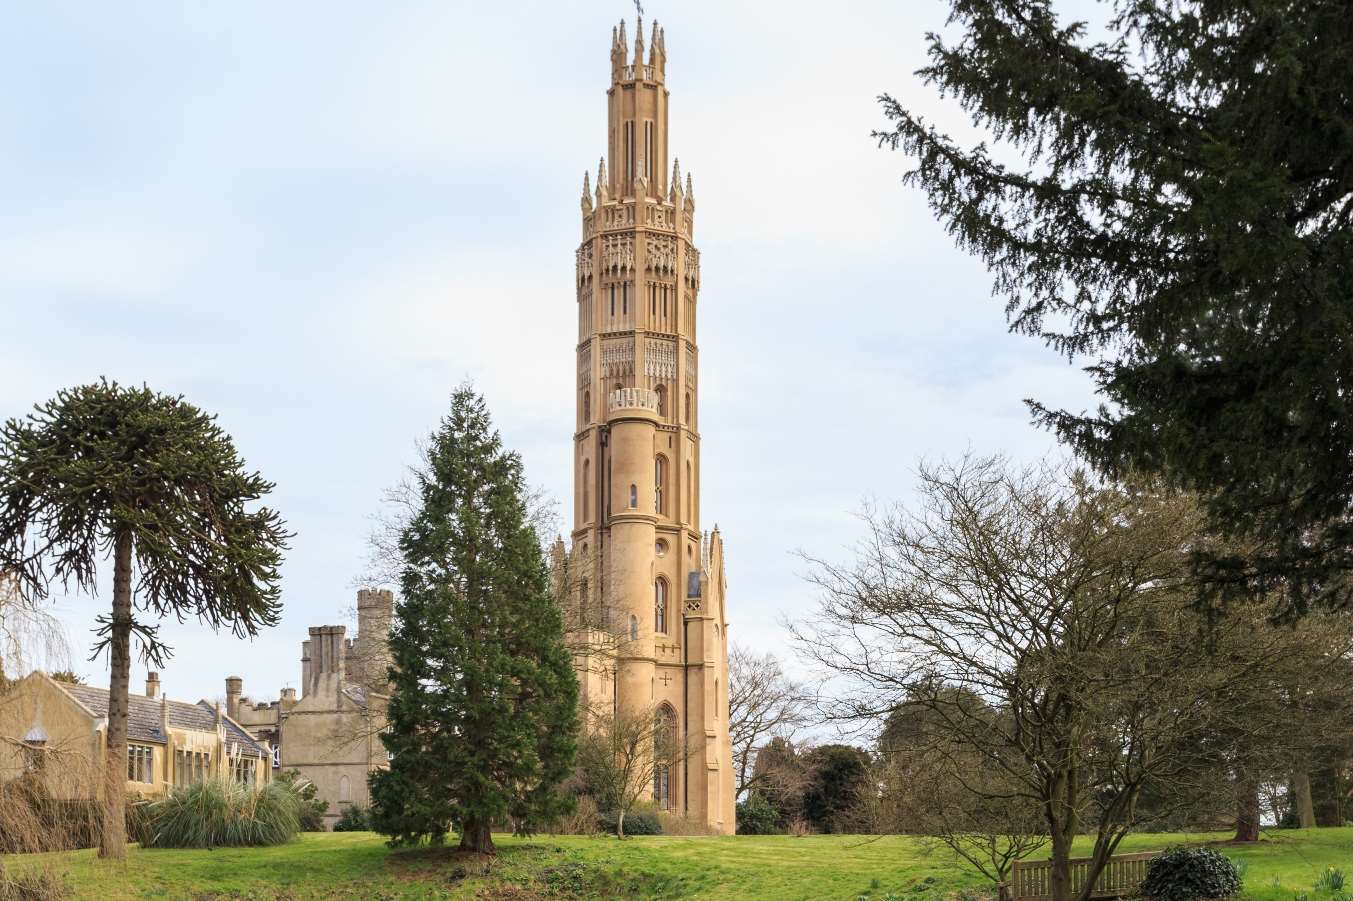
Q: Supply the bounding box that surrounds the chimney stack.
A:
[145,671,161,699]
[225,676,243,719]
[280,687,297,712]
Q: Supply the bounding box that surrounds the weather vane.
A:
[634,0,644,17]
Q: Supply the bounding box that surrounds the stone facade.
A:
[229,588,393,830]
[0,671,270,799]
[567,18,735,834]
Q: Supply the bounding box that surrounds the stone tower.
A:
[569,17,734,834]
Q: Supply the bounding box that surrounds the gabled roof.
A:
[54,681,266,758]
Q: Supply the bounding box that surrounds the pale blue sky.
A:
[1,1,1096,704]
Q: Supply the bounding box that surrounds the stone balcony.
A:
[609,387,659,413]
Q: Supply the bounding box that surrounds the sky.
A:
[0,1,1098,707]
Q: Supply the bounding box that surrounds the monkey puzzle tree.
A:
[370,386,578,854]
[0,381,288,859]
[878,0,1353,618]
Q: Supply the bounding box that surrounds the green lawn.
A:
[9,827,1351,900]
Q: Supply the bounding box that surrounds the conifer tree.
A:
[370,387,578,854]
[877,0,1353,618]
[0,381,287,859]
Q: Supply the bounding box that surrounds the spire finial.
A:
[671,158,681,197]
[634,15,644,65]
[685,172,694,201]
[582,170,591,199]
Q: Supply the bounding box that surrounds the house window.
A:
[231,755,256,786]
[127,744,154,783]
[655,456,667,514]
[339,774,352,805]
[655,578,668,633]
[583,391,591,424]
[629,484,637,508]
[175,749,212,788]
[271,746,281,769]
[628,615,639,642]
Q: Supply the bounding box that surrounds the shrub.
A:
[736,792,782,835]
[597,809,663,836]
[275,770,328,832]
[0,776,105,853]
[548,794,601,836]
[1141,847,1242,901]
[139,779,301,848]
[333,805,371,832]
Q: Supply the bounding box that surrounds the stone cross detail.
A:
[659,673,673,686]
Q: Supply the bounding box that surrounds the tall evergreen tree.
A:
[877,0,1353,617]
[0,381,288,858]
[370,387,578,854]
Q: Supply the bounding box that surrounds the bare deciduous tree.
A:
[793,456,1319,901]
[727,644,811,798]
[576,702,691,838]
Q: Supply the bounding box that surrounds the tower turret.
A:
[570,18,733,835]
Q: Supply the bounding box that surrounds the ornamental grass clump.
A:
[138,779,300,848]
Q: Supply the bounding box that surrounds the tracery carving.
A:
[685,346,697,388]
[602,236,635,274]
[645,340,677,380]
[576,244,594,284]
[601,339,635,378]
[685,247,700,288]
[646,236,677,276]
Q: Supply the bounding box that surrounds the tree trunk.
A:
[458,816,495,854]
[616,807,626,839]
[1048,829,1074,901]
[1234,779,1260,842]
[99,530,133,860]
[1293,772,1317,829]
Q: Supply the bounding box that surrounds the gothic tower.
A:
[569,17,734,834]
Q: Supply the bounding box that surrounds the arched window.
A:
[583,391,591,423]
[655,578,668,633]
[628,615,639,642]
[655,456,667,515]
[655,385,666,417]
[653,704,678,809]
[338,774,351,804]
[582,459,591,521]
[685,391,691,425]
[629,484,638,508]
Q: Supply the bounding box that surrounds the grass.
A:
[5,826,1350,900]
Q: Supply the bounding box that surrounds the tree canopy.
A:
[877,0,1353,617]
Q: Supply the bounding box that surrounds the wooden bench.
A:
[1000,851,1159,901]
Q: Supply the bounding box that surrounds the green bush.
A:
[138,779,301,848]
[736,792,782,835]
[274,770,328,832]
[333,805,371,832]
[1141,847,1242,901]
[597,809,663,836]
